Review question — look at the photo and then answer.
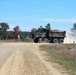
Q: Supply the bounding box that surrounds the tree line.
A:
[0,22,21,40]
[0,22,76,40]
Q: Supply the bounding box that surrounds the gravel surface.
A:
[0,43,68,75]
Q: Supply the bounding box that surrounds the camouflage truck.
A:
[31,28,66,43]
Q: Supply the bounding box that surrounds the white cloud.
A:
[42,18,76,23]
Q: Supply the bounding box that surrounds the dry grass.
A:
[40,44,76,75]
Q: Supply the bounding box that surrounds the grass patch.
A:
[40,44,76,75]
[22,38,33,42]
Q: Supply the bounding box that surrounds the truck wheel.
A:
[53,38,58,43]
[59,39,64,43]
[34,38,38,43]
[38,38,42,43]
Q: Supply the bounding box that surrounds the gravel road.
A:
[0,43,68,75]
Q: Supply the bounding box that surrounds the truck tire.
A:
[38,38,42,43]
[34,38,38,43]
[53,38,58,43]
[59,39,64,43]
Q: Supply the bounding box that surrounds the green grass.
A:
[22,38,33,42]
[40,44,76,75]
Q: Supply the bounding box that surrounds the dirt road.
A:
[0,43,68,75]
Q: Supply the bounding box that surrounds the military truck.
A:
[31,28,66,43]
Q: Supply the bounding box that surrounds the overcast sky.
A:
[0,0,76,32]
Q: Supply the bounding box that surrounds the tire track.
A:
[0,43,69,75]
[0,53,15,75]
[10,50,25,75]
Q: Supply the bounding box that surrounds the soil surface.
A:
[0,43,69,75]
